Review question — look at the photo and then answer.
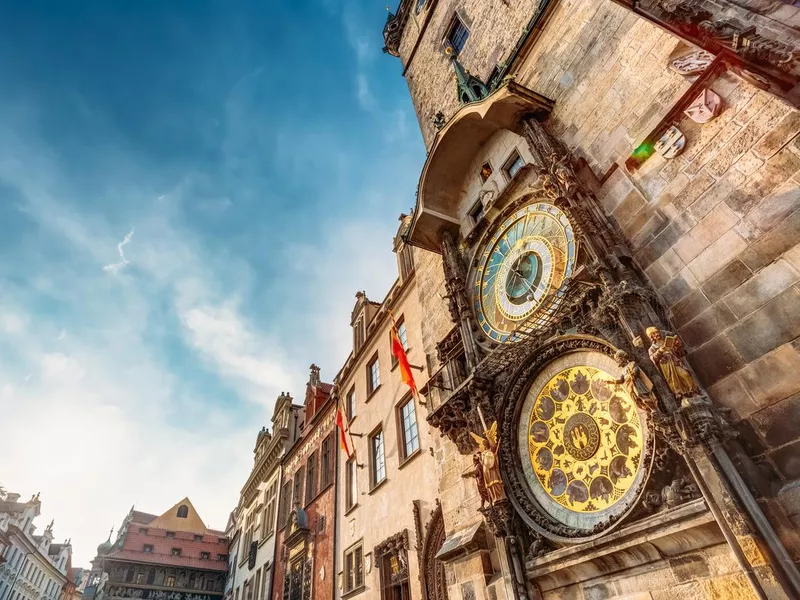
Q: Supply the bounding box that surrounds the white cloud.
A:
[356,73,376,112]
[103,228,134,272]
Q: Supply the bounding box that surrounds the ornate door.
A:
[422,507,448,600]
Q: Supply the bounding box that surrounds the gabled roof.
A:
[130,511,159,525]
[145,498,208,535]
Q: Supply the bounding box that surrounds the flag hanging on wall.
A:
[335,399,352,459]
[389,311,423,404]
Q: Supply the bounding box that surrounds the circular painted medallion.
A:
[471,202,577,343]
[516,350,650,533]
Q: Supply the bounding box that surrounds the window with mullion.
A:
[368,355,381,394]
[346,387,356,421]
[447,16,469,54]
[370,429,386,486]
[400,399,420,459]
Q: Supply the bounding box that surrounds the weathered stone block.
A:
[674,172,715,210]
[688,334,747,388]
[636,214,695,268]
[753,113,800,160]
[646,260,671,290]
[669,555,709,583]
[738,342,800,409]
[698,572,758,599]
[701,260,752,303]
[686,229,748,282]
[724,259,800,318]
[746,180,800,233]
[769,440,800,480]
[660,273,692,307]
[725,148,800,218]
[739,208,800,271]
[671,289,711,329]
[679,302,738,348]
[733,150,764,177]
[687,169,745,221]
[727,287,800,363]
[708,371,759,421]
[751,394,800,448]
[650,581,703,600]
[735,418,768,457]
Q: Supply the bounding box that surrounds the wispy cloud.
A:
[356,73,376,112]
[102,228,134,273]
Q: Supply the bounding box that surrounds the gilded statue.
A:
[608,350,659,413]
[470,422,505,505]
[646,327,700,400]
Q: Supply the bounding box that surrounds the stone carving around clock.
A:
[501,339,655,541]
[469,201,578,343]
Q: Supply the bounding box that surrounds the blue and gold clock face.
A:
[472,203,577,342]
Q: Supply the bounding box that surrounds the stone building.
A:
[271,368,337,600]
[0,492,74,600]
[332,217,445,600]
[229,395,304,600]
[82,500,228,600]
[381,0,800,599]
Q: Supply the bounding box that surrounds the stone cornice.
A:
[241,429,288,508]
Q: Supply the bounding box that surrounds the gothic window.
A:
[370,428,387,487]
[398,398,420,460]
[321,433,334,489]
[346,456,358,510]
[306,452,317,504]
[446,15,469,55]
[346,387,357,421]
[176,505,189,518]
[263,480,278,538]
[503,150,525,180]
[416,0,426,13]
[368,355,381,394]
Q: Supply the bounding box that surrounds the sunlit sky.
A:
[0,0,424,565]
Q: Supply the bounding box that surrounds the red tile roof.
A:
[108,528,227,572]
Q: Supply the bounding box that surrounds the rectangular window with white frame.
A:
[367,355,381,394]
[370,427,386,487]
[263,480,278,538]
[345,456,358,510]
[346,386,356,421]
[398,397,420,460]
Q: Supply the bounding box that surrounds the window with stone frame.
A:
[293,467,304,511]
[278,480,292,529]
[346,386,357,421]
[262,480,278,538]
[398,397,420,460]
[354,315,366,352]
[390,317,409,369]
[468,198,485,225]
[445,14,469,55]
[344,542,365,594]
[306,451,317,504]
[370,427,387,487]
[321,433,334,489]
[367,354,381,394]
[398,245,414,281]
[503,150,525,180]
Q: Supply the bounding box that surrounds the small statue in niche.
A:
[608,350,659,413]
[661,476,700,508]
[646,327,701,401]
[470,422,505,505]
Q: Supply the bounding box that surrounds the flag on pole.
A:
[335,398,352,459]
[389,311,422,404]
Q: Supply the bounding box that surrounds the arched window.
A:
[176,505,189,518]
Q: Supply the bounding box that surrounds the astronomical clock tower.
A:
[382,1,800,598]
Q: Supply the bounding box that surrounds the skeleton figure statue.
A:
[470,422,505,505]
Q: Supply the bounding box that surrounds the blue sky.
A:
[0,0,424,565]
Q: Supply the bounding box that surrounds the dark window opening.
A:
[446,16,469,54]
[468,199,485,224]
[176,505,189,518]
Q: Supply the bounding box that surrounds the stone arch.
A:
[421,504,448,600]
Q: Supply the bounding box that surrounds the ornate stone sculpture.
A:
[470,422,505,505]
[646,327,700,401]
[608,350,659,413]
[463,453,490,509]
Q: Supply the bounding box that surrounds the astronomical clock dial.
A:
[471,203,577,342]
[516,351,650,536]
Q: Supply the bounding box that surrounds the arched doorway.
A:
[422,505,448,600]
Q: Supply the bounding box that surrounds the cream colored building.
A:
[333,216,446,600]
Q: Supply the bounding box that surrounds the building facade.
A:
[0,492,73,600]
[332,217,446,600]
[229,393,304,600]
[271,368,337,600]
[382,0,800,599]
[83,500,228,600]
